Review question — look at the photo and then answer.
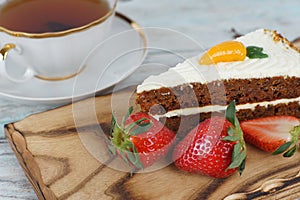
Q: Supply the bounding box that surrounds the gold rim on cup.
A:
[0,0,118,38]
[21,12,147,81]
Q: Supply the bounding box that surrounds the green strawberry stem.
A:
[109,107,152,169]
[272,125,300,157]
[222,101,247,175]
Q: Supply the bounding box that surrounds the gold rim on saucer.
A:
[34,65,87,81]
[0,0,118,38]
[34,12,147,81]
[115,12,148,57]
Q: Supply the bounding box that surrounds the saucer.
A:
[0,12,147,104]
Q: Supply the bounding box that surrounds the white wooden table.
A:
[1,0,300,199]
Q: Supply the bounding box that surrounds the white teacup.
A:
[0,0,117,82]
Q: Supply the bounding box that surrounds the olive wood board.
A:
[4,85,300,200]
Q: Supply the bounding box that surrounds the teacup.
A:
[0,0,117,82]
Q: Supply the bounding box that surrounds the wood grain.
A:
[5,87,300,200]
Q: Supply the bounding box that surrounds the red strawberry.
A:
[240,116,300,157]
[173,101,247,178]
[109,107,175,169]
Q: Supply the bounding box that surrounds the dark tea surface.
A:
[0,0,110,33]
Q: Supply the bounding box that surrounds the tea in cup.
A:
[0,0,117,82]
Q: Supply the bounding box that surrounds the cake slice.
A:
[136,29,300,134]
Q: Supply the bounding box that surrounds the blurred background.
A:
[118,0,300,47]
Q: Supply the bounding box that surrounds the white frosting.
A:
[137,29,300,93]
[155,97,300,118]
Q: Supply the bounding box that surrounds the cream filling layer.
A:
[154,97,300,118]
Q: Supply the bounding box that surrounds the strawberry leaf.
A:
[111,121,124,147]
[283,145,297,157]
[228,143,246,170]
[272,124,300,157]
[125,118,147,131]
[226,101,236,126]
[119,149,130,164]
[225,101,247,175]
[125,118,152,135]
[108,144,116,155]
[130,122,153,135]
[238,158,246,175]
[227,126,235,136]
[272,141,293,155]
[110,113,117,135]
[228,150,246,170]
[290,125,300,148]
[222,135,240,142]
[122,107,134,128]
[131,144,144,169]
[127,151,142,168]
[233,142,242,157]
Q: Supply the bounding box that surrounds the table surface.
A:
[1,0,300,199]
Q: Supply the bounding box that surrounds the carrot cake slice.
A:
[136,29,300,134]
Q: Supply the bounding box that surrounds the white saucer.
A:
[0,12,147,104]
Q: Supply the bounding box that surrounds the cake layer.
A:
[163,101,300,136]
[137,76,300,114]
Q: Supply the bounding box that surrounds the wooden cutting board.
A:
[5,86,300,200]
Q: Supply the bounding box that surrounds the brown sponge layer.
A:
[136,76,300,115]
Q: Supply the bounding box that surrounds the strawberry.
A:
[173,101,247,178]
[240,116,300,157]
[109,107,175,169]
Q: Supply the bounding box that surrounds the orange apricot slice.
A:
[199,41,247,65]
